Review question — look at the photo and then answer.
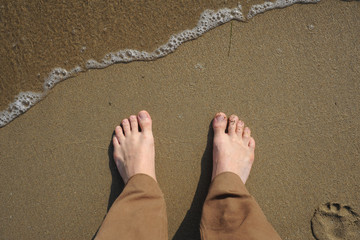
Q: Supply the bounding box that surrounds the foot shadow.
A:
[172,123,214,240]
[92,132,125,240]
[105,135,125,212]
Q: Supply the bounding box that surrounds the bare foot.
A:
[212,112,255,184]
[112,110,156,183]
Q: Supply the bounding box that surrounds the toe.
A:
[122,119,131,136]
[129,115,139,133]
[243,127,251,138]
[249,137,256,149]
[115,125,124,142]
[228,115,239,136]
[213,112,227,134]
[112,135,120,148]
[138,110,152,133]
[236,120,244,136]
[243,127,251,145]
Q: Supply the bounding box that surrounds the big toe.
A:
[138,110,152,133]
[213,112,227,134]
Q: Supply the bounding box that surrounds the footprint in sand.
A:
[311,202,360,240]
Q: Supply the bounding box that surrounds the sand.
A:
[0,0,359,239]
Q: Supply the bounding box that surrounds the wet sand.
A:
[0,0,243,110]
[1,0,360,239]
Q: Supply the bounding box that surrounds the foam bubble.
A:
[0,92,43,127]
[247,0,321,19]
[0,65,84,127]
[43,66,82,91]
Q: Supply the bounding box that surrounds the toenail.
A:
[216,114,225,121]
[238,121,244,127]
[139,111,148,119]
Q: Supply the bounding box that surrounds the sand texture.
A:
[0,0,360,239]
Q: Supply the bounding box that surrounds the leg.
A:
[200,112,282,240]
[95,111,168,240]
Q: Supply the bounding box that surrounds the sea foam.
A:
[0,0,321,128]
[248,0,320,19]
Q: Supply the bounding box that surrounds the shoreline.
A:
[0,0,320,128]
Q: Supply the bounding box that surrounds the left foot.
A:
[112,110,156,183]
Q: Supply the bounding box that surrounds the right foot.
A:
[211,112,256,184]
[112,110,156,183]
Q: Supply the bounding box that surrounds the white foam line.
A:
[247,0,321,19]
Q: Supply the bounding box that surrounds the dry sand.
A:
[1,0,360,239]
